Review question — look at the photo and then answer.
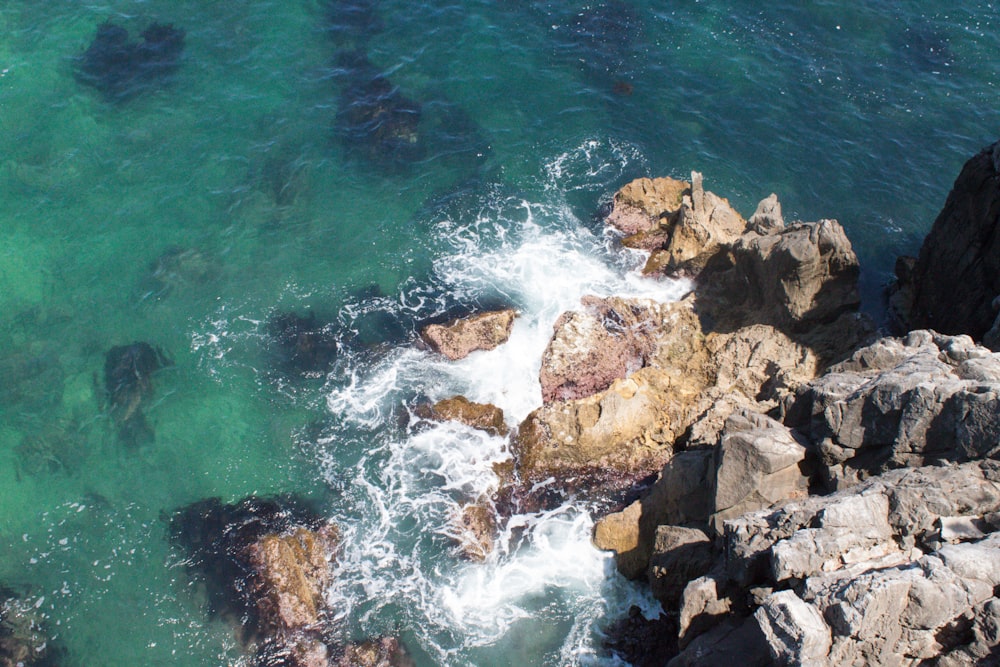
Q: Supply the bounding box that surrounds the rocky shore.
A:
[101,142,1000,667]
[415,141,1000,665]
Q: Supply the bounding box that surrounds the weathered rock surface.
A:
[891,140,1000,343]
[594,411,810,589]
[539,296,666,402]
[246,524,340,633]
[641,172,747,275]
[698,218,862,336]
[605,175,689,239]
[785,329,1000,489]
[450,497,498,562]
[415,396,508,437]
[420,309,517,360]
[335,637,415,667]
[664,461,1000,665]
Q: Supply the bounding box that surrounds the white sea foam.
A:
[317,144,680,664]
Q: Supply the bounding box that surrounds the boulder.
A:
[647,526,714,607]
[450,497,498,561]
[593,449,714,580]
[644,171,747,276]
[605,176,689,238]
[515,296,711,485]
[754,590,832,665]
[698,219,862,338]
[710,411,811,533]
[420,309,517,360]
[892,140,1000,343]
[416,396,508,437]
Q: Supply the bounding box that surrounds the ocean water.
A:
[0,1,997,665]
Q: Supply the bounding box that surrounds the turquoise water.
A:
[1,1,998,665]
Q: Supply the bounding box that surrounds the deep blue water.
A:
[0,1,998,665]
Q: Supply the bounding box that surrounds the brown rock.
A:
[336,637,414,667]
[420,309,517,360]
[539,296,667,402]
[605,176,690,236]
[452,497,498,561]
[247,523,340,633]
[700,219,862,336]
[648,525,715,607]
[418,396,508,436]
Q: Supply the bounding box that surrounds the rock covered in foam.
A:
[0,589,58,667]
[414,395,508,437]
[420,309,517,360]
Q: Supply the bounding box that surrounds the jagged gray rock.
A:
[785,330,1000,488]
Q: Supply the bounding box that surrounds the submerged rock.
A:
[334,51,424,169]
[420,309,517,360]
[75,21,185,101]
[140,246,217,301]
[335,637,415,667]
[265,311,338,378]
[103,341,172,446]
[167,496,332,635]
[0,588,58,667]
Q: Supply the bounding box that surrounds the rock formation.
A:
[512,174,868,506]
[419,309,517,360]
[591,148,1000,665]
[891,140,1000,344]
[413,395,508,437]
[265,311,339,378]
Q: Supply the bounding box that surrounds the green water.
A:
[1,1,999,664]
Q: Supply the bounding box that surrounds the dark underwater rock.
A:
[0,587,60,667]
[103,341,172,446]
[75,21,185,101]
[265,311,338,378]
[333,51,424,169]
[140,246,218,301]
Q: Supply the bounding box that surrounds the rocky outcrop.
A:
[512,176,870,513]
[420,309,517,360]
[415,396,508,437]
[666,461,1000,667]
[593,411,811,588]
[785,329,1000,489]
[891,140,1000,344]
[168,496,340,666]
[450,497,498,561]
[539,296,666,402]
[335,637,414,667]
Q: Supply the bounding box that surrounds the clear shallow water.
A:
[0,1,998,665]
